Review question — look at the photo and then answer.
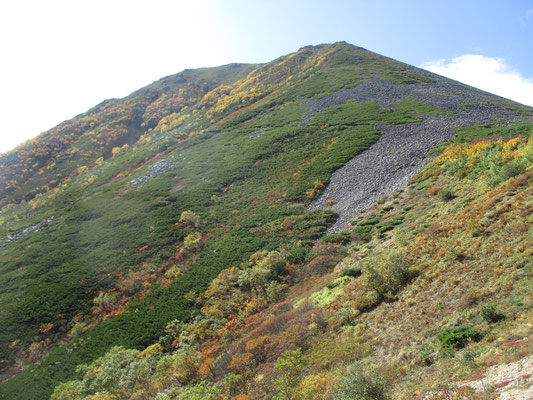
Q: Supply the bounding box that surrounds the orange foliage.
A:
[426,185,442,196]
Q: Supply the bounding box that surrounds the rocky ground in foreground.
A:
[422,355,533,399]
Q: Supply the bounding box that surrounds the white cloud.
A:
[420,55,533,107]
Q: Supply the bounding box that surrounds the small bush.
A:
[334,365,389,400]
[352,226,373,242]
[286,245,310,264]
[341,268,362,278]
[439,189,455,201]
[327,280,341,289]
[363,250,414,300]
[323,232,351,245]
[437,326,482,352]
[480,304,505,323]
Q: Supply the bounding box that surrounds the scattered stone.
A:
[249,129,266,139]
[307,78,532,233]
[2,216,57,246]
[88,164,110,178]
[423,355,533,399]
[130,159,177,185]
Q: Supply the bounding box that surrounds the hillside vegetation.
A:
[0,42,531,399]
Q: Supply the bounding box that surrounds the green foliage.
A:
[286,245,310,264]
[363,249,414,300]
[327,280,341,289]
[488,156,528,186]
[480,304,505,323]
[438,188,455,201]
[341,267,362,278]
[173,382,222,400]
[49,345,161,400]
[238,250,285,293]
[179,210,202,227]
[273,348,303,400]
[437,326,482,353]
[322,232,351,245]
[382,71,435,85]
[2,41,531,400]
[351,214,404,240]
[390,99,448,115]
[334,365,389,400]
[50,381,84,400]
[432,122,533,154]
[183,231,203,251]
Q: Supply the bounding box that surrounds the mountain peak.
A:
[0,43,531,400]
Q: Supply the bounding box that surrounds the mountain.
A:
[0,42,531,399]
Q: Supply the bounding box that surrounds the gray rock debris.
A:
[88,164,111,178]
[249,129,266,139]
[307,78,531,233]
[2,215,56,246]
[129,159,177,185]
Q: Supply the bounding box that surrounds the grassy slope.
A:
[0,42,531,399]
[0,42,443,399]
[44,124,532,400]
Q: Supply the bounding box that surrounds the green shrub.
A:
[286,245,310,264]
[439,189,455,201]
[327,280,341,289]
[363,250,414,300]
[273,348,303,400]
[488,157,528,186]
[352,225,373,242]
[341,268,362,278]
[334,365,389,400]
[323,232,351,245]
[437,326,482,352]
[480,304,505,323]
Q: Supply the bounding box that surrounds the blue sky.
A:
[1,0,532,153]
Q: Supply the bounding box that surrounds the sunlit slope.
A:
[0,42,531,399]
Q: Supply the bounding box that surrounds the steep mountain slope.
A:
[0,63,258,206]
[0,42,531,399]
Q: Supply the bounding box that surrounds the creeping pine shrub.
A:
[341,268,362,278]
[322,232,351,245]
[334,365,389,400]
[286,245,310,264]
[327,280,342,289]
[437,326,482,354]
[352,225,373,242]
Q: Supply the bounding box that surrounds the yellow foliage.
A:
[295,373,337,399]
[81,394,119,400]
[436,136,531,163]
[137,343,163,358]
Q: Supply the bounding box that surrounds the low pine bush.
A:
[437,325,482,353]
[341,268,362,278]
